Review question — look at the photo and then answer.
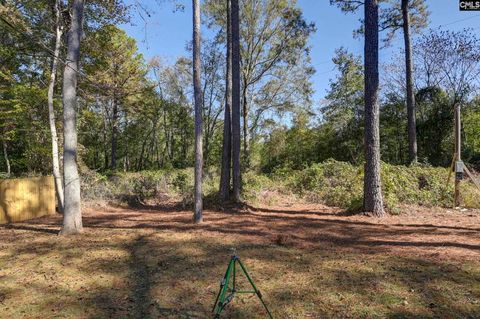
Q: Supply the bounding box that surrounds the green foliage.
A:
[80,160,480,212]
[288,159,363,209]
[2,0,480,216]
[380,94,408,165]
[415,87,453,166]
[242,171,277,204]
[463,99,480,170]
[381,163,452,209]
[81,167,223,206]
[323,48,365,164]
[82,169,179,203]
[283,160,479,211]
[205,0,316,167]
[330,0,430,45]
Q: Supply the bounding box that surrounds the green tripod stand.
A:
[212,250,273,319]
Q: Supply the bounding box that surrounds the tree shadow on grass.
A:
[1,224,479,318]
[2,201,480,260]
[1,201,480,318]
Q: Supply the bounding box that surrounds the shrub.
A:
[287,159,363,209]
[282,159,479,211]
[80,160,480,211]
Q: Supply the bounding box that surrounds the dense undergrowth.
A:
[81,159,480,212]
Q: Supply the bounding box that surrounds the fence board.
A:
[0,176,56,224]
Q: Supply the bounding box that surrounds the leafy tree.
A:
[331,0,429,164]
[416,29,480,106]
[380,93,408,164]
[260,112,318,172]
[413,29,480,166]
[205,0,315,167]
[200,40,225,166]
[148,57,195,170]
[383,0,429,163]
[323,48,364,164]
[83,25,147,170]
[415,86,452,166]
[463,98,480,170]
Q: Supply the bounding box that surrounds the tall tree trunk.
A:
[402,0,417,164]
[103,110,109,169]
[219,0,233,201]
[242,84,250,167]
[231,0,242,202]
[192,0,203,223]
[48,0,64,213]
[60,0,84,235]
[111,97,118,170]
[363,0,385,217]
[124,114,129,172]
[204,136,210,167]
[2,138,10,177]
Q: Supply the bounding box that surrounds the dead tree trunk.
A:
[363,0,385,217]
[47,0,64,213]
[219,0,233,201]
[60,0,84,235]
[192,0,204,223]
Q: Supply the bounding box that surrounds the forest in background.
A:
[2,2,480,317]
[1,0,479,211]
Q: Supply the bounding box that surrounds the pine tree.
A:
[363,0,385,216]
[219,0,233,201]
[192,0,204,223]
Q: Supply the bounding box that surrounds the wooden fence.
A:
[0,176,56,224]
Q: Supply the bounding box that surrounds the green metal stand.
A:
[212,252,273,319]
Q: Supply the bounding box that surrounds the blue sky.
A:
[121,0,480,103]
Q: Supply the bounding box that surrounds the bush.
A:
[282,159,479,211]
[80,160,480,211]
[81,169,190,204]
[287,159,363,209]
[381,163,452,209]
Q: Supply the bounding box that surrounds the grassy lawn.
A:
[0,203,479,318]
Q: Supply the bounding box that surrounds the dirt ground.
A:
[0,201,479,318]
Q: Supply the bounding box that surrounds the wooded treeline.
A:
[1,0,479,222]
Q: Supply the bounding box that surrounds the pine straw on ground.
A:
[0,202,479,318]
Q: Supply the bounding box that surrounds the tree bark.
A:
[231,0,242,202]
[402,0,417,164]
[454,103,461,207]
[242,83,250,167]
[111,97,118,170]
[363,0,385,217]
[2,138,10,177]
[60,0,84,235]
[192,0,203,223]
[103,108,109,170]
[219,0,233,201]
[48,0,64,213]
